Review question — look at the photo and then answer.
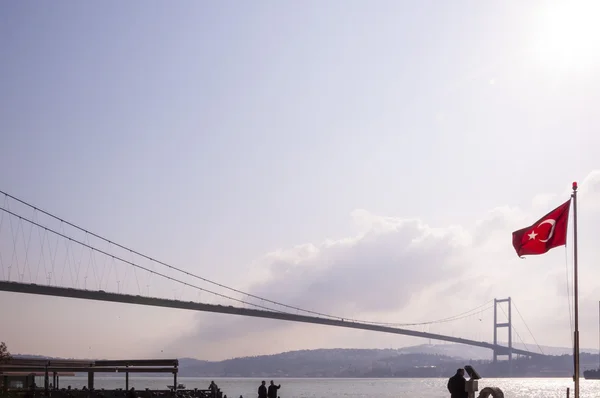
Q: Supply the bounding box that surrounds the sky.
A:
[1,1,600,361]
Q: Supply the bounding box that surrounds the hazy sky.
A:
[2,1,600,361]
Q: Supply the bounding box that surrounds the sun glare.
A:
[532,1,600,71]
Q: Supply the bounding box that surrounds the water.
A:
[57,376,599,398]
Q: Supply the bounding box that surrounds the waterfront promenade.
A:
[1,359,224,398]
[0,389,222,398]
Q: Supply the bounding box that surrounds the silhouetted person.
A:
[267,381,280,398]
[128,387,136,398]
[258,381,267,398]
[209,381,218,397]
[447,368,467,398]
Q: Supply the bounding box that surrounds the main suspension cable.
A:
[0,191,496,328]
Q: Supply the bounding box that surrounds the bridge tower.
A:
[493,297,512,371]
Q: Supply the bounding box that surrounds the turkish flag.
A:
[512,199,572,257]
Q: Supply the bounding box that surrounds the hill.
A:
[11,343,599,378]
[396,342,597,360]
[179,349,461,377]
[176,344,599,377]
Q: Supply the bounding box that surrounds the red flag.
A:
[512,199,571,257]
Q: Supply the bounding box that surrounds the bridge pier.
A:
[493,298,512,376]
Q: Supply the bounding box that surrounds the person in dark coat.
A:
[447,368,467,398]
[127,387,137,398]
[267,380,280,398]
[258,381,267,398]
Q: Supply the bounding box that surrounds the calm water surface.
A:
[60,376,599,398]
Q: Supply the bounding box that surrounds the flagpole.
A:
[572,181,580,398]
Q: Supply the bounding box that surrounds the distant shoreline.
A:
[15,345,597,379]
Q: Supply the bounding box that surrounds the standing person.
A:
[447,368,467,398]
[258,381,267,398]
[209,381,218,397]
[267,381,280,398]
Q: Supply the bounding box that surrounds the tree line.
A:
[0,342,11,363]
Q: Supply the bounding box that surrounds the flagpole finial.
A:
[573,181,578,191]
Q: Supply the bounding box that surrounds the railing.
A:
[0,389,222,398]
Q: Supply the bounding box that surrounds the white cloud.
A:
[171,171,600,360]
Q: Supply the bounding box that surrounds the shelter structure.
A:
[0,358,178,394]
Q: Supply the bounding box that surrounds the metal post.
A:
[126,365,129,391]
[572,182,580,398]
[87,372,94,390]
[508,296,513,376]
[173,369,177,395]
[44,364,49,395]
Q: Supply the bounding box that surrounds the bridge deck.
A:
[0,281,544,358]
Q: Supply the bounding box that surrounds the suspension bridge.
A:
[0,190,546,363]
